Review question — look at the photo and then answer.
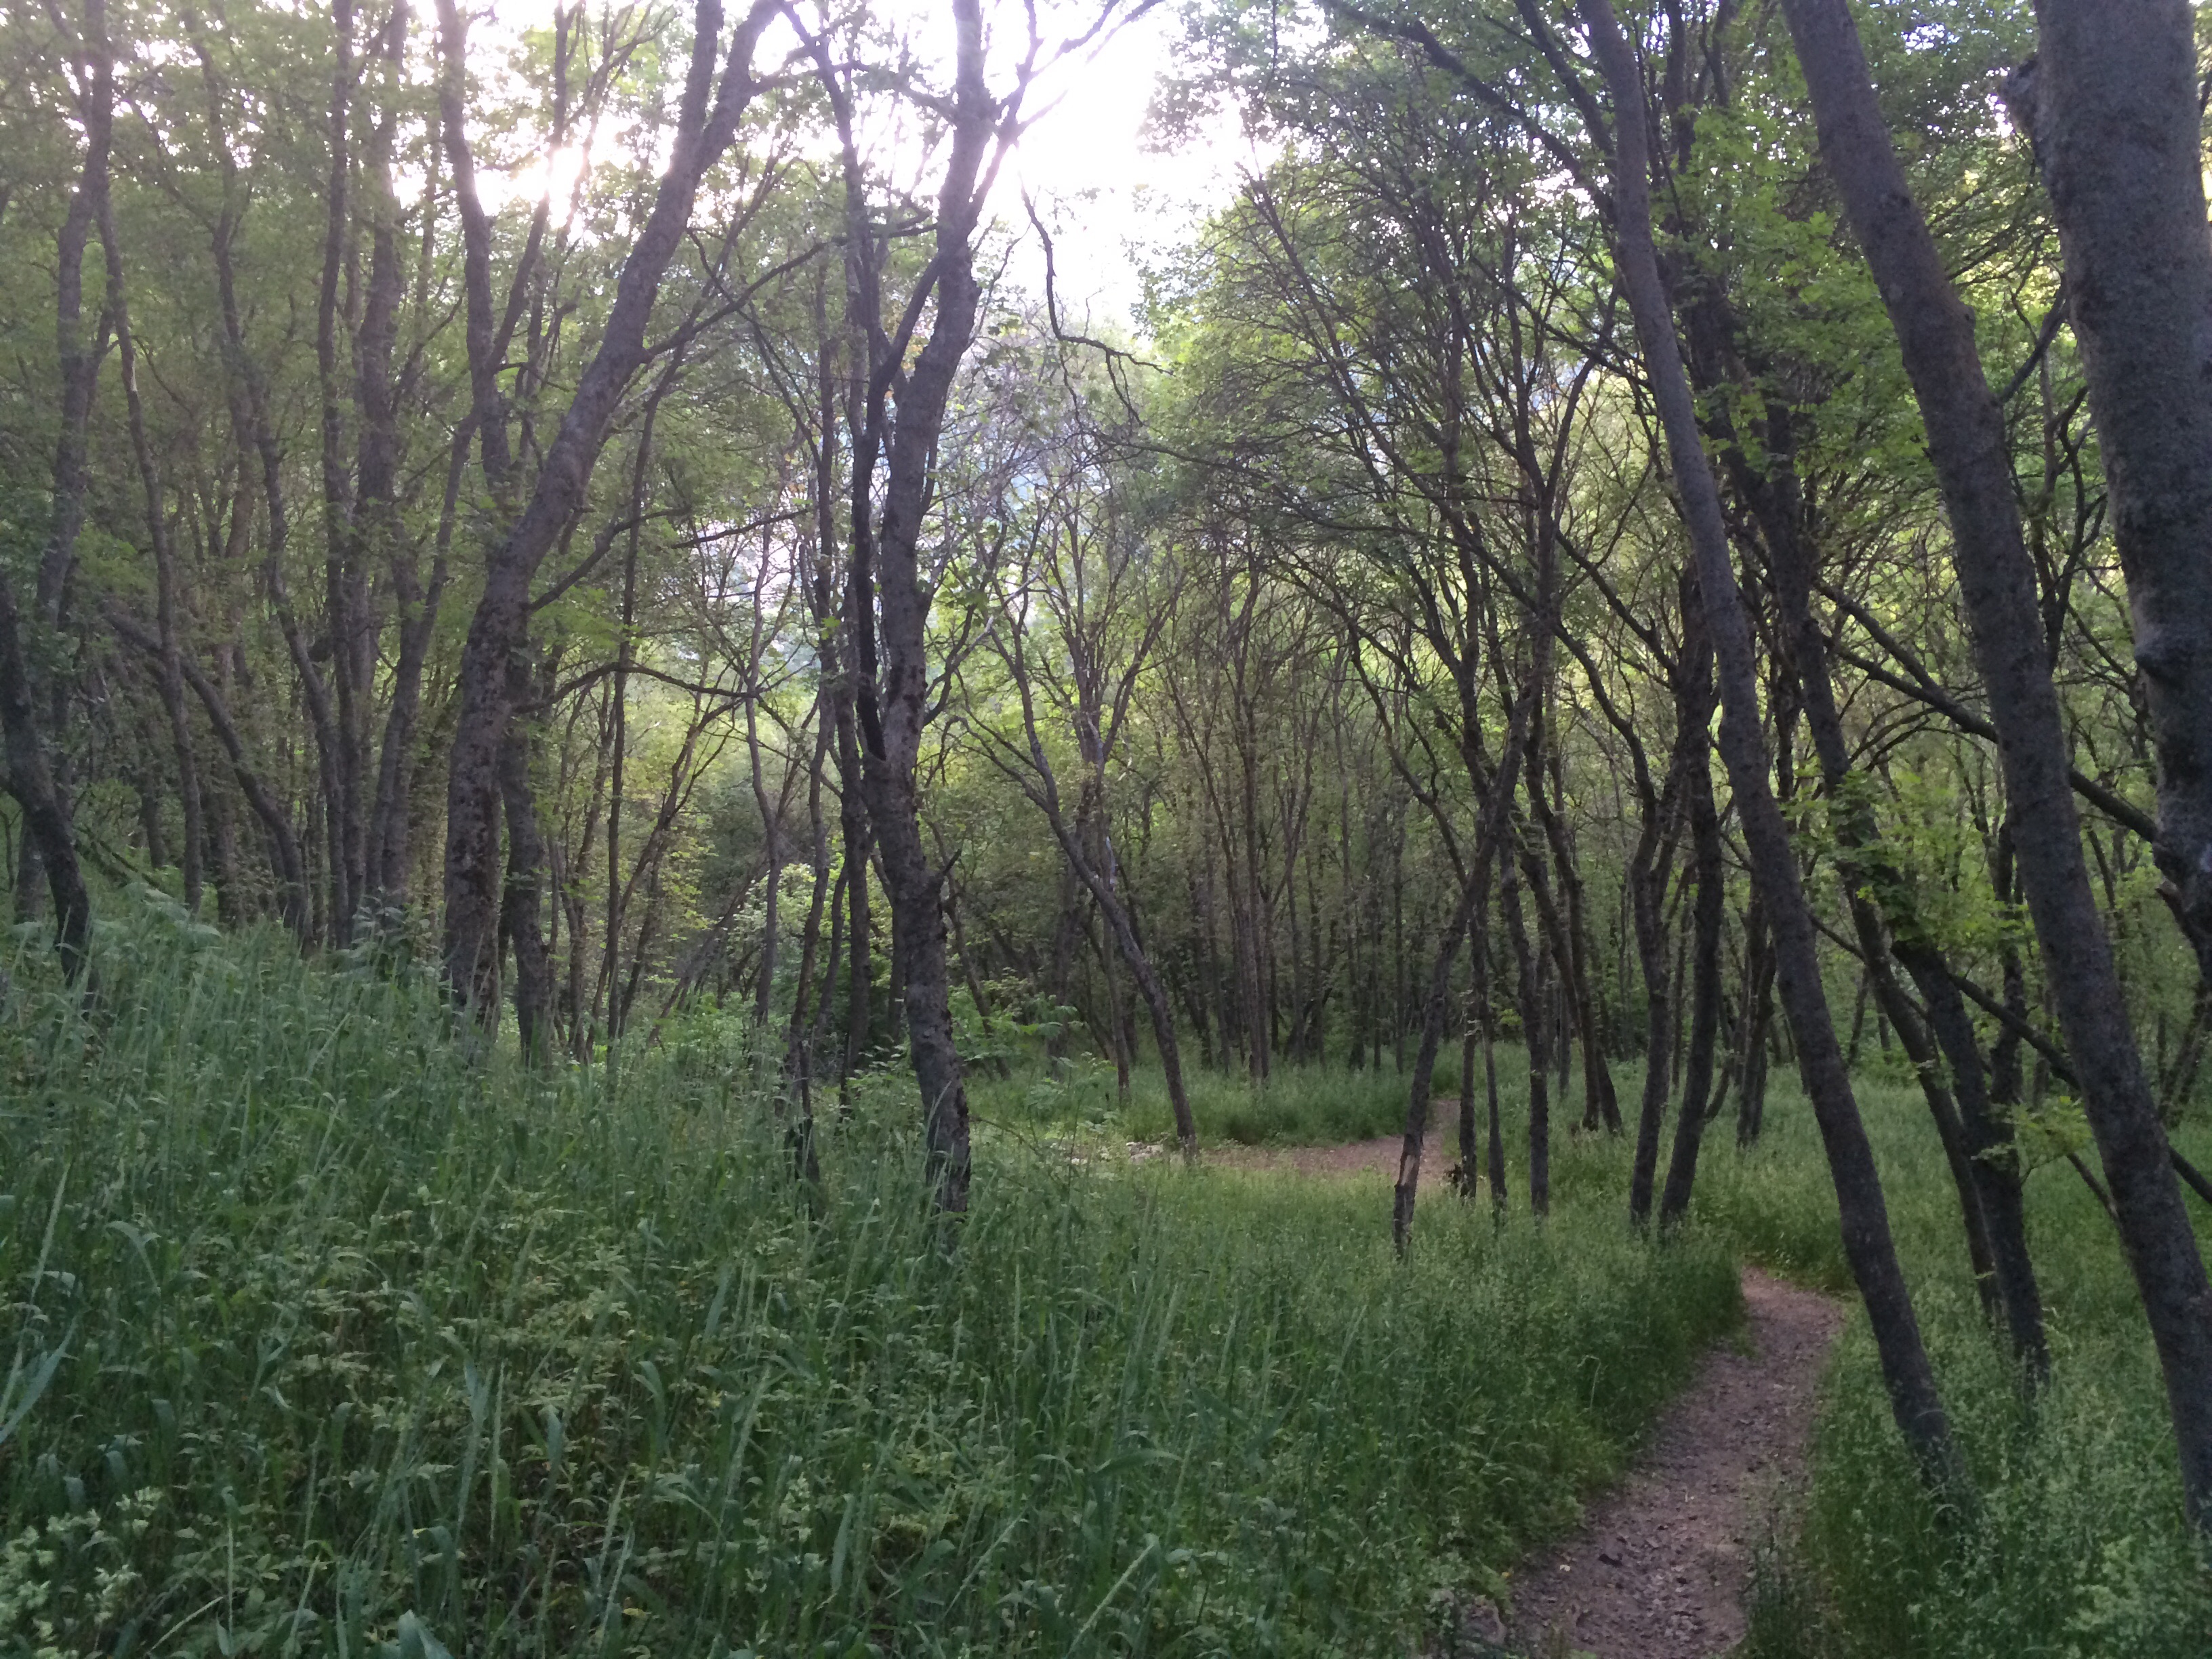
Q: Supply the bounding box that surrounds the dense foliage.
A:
[8,0,2212,1647]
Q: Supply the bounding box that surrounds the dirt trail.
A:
[1195,1115,1845,1658]
[1490,1268,1841,1658]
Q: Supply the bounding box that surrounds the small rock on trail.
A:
[1486,1268,1843,1658]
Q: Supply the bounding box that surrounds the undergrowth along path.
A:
[1482,1269,1843,1658]
[1187,1113,1845,1658]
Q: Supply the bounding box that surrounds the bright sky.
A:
[990,4,1244,329]
[483,0,1248,335]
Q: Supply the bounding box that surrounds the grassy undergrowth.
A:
[1687,1080,2212,1658]
[994,1036,2212,1653]
[967,1052,1443,1149]
[1528,1065,2212,1656]
[0,894,1738,1658]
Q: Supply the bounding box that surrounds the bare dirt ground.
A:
[1187,1113,1845,1659]
[1490,1267,1843,1658]
[1197,1112,1450,1179]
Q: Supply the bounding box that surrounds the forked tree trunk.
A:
[1582,0,1959,1488]
[1782,0,2211,1525]
[1391,673,1540,1250]
[443,0,779,1019]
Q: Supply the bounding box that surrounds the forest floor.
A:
[1184,1112,1846,1659]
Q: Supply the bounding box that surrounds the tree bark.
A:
[1658,613,1723,1227]
[2013,1,2212,984]
[1627,697,1692,1225]
[1783,0,2211,1524]
[1583,0,1959,1488]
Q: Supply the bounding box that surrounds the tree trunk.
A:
[1784,0,2210,1522]
[1501,830,1549,1217]
[1391,669,1540,1249]
[0,581,87,972]
[1729,388,2042,1366]
[1735,896,1775,1145]
[1584,0,1959,1487]
[498,657,552,1063]
[443,0,779,1018]
[1658,632,1725,1227]
[100,194,203,914]
[1628,708,1692,1225]
[12,0,108,965]
[2017,0,2212,985]
[107,607,309,937]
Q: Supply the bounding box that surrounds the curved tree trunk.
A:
[1782,0,2209,1524]
[1583,0,1959,1489]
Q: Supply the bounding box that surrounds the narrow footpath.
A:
[1197,1116,1846,1658]
[1490,1267,1841,1658]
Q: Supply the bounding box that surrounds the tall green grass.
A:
[1671,1076,2212,1656]
[965,1048,1522,1150]
[0,891,1738,1657]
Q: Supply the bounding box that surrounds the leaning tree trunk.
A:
[1720,390,2036,1358]
[2016,0,2212,987]
[1391,671,1540,1250]
[1782,0,2212,1525]
[1582,0,1959,1488]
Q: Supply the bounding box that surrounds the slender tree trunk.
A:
[1735,896,1774,1145]
[1659,705,1723,1227]
[101,199,203,914]
[314,0,363,937]
[1535,737,1619,1133]
[1731,390,2041,1363]
[1628,728,1690,1225]
[499,656,552,1062]
[107,607,309,937]
[1501,826,1549,1218]
[1391,672,1540,1250]
[1784,0,2209,1519]
[11,0,107,964]
[1584,0,1959,1486]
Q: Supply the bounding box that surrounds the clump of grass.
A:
[1688,1073,2212,1656]
[1,893,1739,1657]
